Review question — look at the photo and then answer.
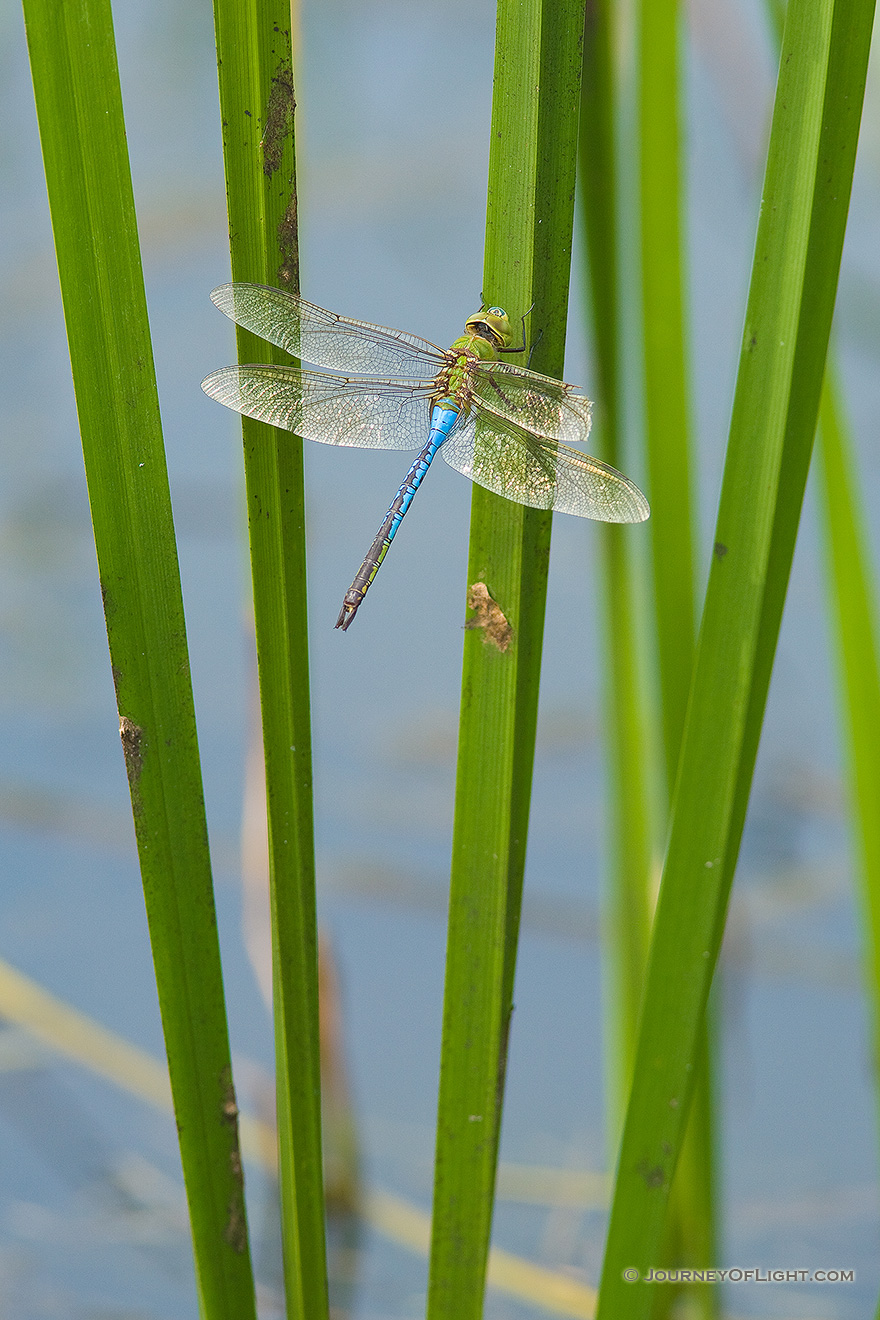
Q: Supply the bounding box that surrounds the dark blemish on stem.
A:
[220,1066,240,1127]
[224,1193,247,1254]
[261,57,295,176]
[636,1159,666,1190]
[118,716,144,788]
[260,57,299,287]
[714,542,728,559]
[220,1066,247,1253]
[465,582,513,652]
[276,192,299,289]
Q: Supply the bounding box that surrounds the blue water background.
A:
[1,0,879,1314]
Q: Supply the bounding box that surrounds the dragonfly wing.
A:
[470,361,593,444]
[441,412,649,522]
[202,365,433,450]
[210,284,445,379]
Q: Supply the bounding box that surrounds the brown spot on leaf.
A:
[259,58,299,288]
[636,1158,667,1190]
[465,583,513,652]
[261,58,295,176]
[219,1067,247,1251]
[224,1193,247,1254]
[118,716,144,787]
[714,541,728,559]
[276,192,299,290]
[220,1066,240,1125]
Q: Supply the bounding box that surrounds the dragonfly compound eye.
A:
[465,308,513,350]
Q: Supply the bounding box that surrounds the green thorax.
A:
[438,306,515,407]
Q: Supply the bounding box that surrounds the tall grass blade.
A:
[765,0,880,1157]
[636,0,717,1306]
[580,3,715,1309]
[210,3,327,1316]
[637,0,697,791]
[596,0,876,1313]
[579,0,653,1123]
[817,367,880,1120]
[21,0,257,1314]
[427,2,587,1316]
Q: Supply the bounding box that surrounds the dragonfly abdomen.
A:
[335,404,460,630]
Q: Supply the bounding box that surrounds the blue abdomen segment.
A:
[336,404,460,630]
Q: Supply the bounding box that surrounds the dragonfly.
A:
[201,284,649,630]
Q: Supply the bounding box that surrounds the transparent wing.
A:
[441,412,649,522]
[470,360,593,444]
[210,284,447,379]
[202,365,435,450]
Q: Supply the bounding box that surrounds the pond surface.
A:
[1,0,879,1315]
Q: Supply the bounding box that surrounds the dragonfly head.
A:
[465,306,514,351]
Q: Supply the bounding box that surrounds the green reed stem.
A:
[596,0,876,1312]
[427,2,587,1317]
[210,4,327,1317]
[579,0,653,1121]
[22,0,257,1314]
[817,366,880,1145]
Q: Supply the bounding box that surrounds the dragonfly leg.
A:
[495,301,534,356]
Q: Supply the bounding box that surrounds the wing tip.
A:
[209,283,233,306]
[210,281,274,313]
[631,491,651,522]
[201,367,240,406]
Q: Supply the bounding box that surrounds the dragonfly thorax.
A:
[431,348,481,415]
